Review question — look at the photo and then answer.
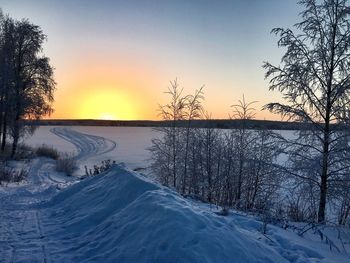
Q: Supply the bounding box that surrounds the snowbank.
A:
[41,165,286,263]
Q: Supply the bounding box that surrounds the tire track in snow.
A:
[50,127,117,161]
[3,159,54,263]
[35,211,49,263]
[5,209,51,263]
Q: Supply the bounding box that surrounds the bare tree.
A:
[201,112,220,203]
[0,13,15,152]
[0,13,55,158]
[181,86,204,194]
[155,79,187,188]
[244,129,282,211]
[263,0,350,223]
[10,19,55,157]
[231,95,257,207]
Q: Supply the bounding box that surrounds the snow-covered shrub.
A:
[35,144,59,160]
[285,183,318,222]
[12,168,28,182]
[56,153,77,176]
[215,207,229,216]
[84,159,116,176]
[13,144,34,160]
[0,162,28,184]
[0,164,12,183]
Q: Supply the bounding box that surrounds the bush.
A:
[0,162,28,184]
[0,144,34,161]
[12,168,28,182]
[15,144,35,160]
[84,159,116,176]
[215,207,229,216]
[0,165,12,183]
[35,144,59,160]
[56,153,77,176]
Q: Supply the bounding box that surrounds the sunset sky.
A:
[0,0,301,120]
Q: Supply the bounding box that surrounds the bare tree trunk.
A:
[236,127,246,208]
[0,78,9,152]
[1,110,7,152]
[172,125,176,188]
[11,77,21,158]
[236,153,243,207]
[0,67,8,150]
[182,123,191,194]
[318,14,338,223]
[0,89,4,143]
[339,200,350,225]
[318,123,330,223]
[11,117,20,158]
[318,166,328,223]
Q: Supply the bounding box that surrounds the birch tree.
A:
[231,95,257,207]
[264,0,350,223]
[155,80,187,188]
[10,19,55,157]
[181,87,204,194]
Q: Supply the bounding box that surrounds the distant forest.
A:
[28,119,316,130]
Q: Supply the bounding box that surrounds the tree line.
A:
[150,0,350,225]
[0,11,55,158]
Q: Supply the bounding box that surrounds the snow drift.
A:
[40,165,286,263]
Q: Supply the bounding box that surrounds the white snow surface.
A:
[41,167,287,263]
[0,127,349,262]
[24,126,157,174]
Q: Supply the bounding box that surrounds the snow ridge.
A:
[39,166,286,263]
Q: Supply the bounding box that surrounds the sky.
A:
[0,0,302,120]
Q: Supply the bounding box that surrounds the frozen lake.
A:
[23,126,297,175]
[23,126,159,174]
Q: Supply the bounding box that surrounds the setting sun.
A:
[77,89,136,120]
[99,113,116,120]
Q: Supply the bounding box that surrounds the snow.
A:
[2,162,349,262]
[1,126,349,262]
[23,126,299,173]
[24,126,157,173]
[40,166,288,263]
[22,126,76,153]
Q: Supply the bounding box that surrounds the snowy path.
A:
[0,158,57,263]
[0,128,117,263]
[50,127,116,161]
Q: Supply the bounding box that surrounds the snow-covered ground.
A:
[0,126,348,262]
[23,126,158,174]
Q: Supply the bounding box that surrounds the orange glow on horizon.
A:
[49,54,159,120]
[76,88,137,120]
[47,51,283,121]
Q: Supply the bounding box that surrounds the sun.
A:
[99,112,116,120]
[77,88,136,120]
